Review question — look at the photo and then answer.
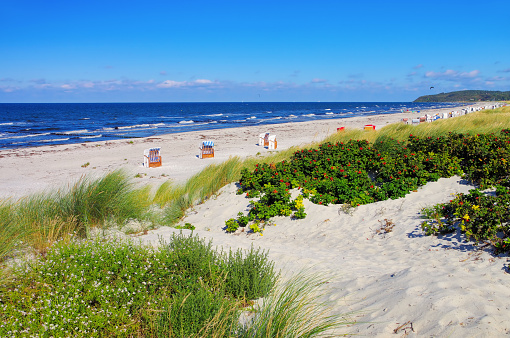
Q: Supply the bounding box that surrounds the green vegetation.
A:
[234,107,510,253]
[0,233,352,337]
[0,233,277,336]
[414,89,510,102]
[237,272,353,337]
[1,106,510,335]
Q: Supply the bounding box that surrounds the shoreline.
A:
[0,102,494,199]
[0,102,495,199]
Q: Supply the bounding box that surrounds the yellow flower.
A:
[472,205,479,211]
[462,214,470,221]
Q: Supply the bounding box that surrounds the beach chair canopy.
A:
[202,141,214,147]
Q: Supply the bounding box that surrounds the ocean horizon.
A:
[0,101,462,149]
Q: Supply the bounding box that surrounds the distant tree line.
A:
[414,90,510,102]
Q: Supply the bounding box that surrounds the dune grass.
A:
[238,272,354,337]
[322,105,510,146]
[156,150,302,225]
[1,170,153,256]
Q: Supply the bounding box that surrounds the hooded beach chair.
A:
[200,141,215,159]
[144,147,162,168]
[268,134,277,149]
[259,133,270,146]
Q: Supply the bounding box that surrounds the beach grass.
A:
[238,272,354,337]
[322,106,510,145]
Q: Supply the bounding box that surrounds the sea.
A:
[0,102,461,150]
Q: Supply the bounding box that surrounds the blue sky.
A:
[1,0,509,102]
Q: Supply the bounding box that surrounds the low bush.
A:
[421,181,510,253]
[0,233,277,337]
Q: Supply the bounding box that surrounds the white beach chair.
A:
[268,134,277,149]
[259,133,269,146]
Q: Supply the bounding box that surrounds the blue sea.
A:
[0,102,461,149]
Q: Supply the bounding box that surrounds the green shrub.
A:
[223,247,277,300]
[235,129,510,237]
[225,218,239,233]
[156,286,239,338]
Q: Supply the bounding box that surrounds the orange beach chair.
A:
[144,148,162,168]
[200,141,215,159]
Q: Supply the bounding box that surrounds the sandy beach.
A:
[0,103,490,199]
[1,102,509,336]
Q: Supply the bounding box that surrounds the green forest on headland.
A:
[414,90,510,102]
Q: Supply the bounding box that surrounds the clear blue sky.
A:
[1,0,509,102]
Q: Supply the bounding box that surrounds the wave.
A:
[79,134,102,139]
[160,116,185,119]
[178,120,194,124]
[204,113,223,117]
[259,117,282,121]
[325,109,331,111]
[325,112,334,115]
[0,122,14,126]
[61,129,90,134]
[41,138,70,143]
[302,114,315,117]
[115,124,152,130]
[0,132,51,140]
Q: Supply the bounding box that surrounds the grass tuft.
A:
[239,271,354,337]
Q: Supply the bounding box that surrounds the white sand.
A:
[1,102,509,336]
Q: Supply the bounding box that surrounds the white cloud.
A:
[413,64,424,69]
[157,80,186,88]
[156,79,215,88]
[486,76,507,82]
[195,79,213,84]
[311,78,328,84]
[425,69,480,80]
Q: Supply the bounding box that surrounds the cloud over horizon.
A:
[425,69,480,81]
